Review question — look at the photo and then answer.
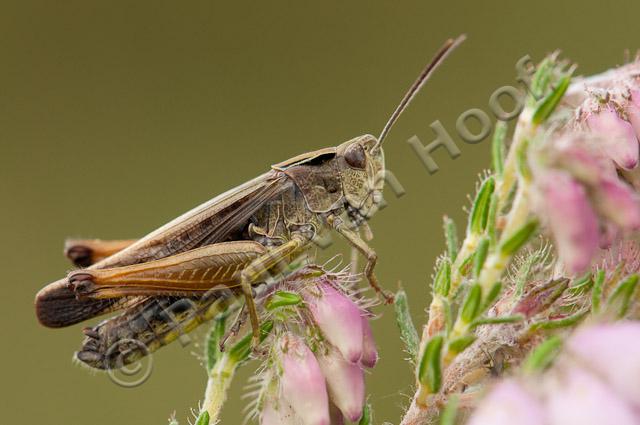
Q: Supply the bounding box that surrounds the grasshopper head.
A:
[337,134,385,220]
[335,36,465,220]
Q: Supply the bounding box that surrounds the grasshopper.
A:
[35,36,465,368]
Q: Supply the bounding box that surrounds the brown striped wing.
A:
[36,171,290,327]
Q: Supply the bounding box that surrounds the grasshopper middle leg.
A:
[238,234,308,348]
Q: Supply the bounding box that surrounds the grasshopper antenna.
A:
[375,34,466,149]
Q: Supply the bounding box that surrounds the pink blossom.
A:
[547,366,638,425]
[304,283,364,363]
[360,317,378,368]
[592,177,640,229]
[550,136,617,185]
[278,333,330,425]
[317,347,365,422]
[260,398,301,425]
[587,107,639,170]
[467,380,546,425]
[534,170,599,274]
[567,322,640,407]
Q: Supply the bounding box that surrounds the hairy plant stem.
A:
[201,356,238,424]
[414,101,539,420]
[402,319,542,425]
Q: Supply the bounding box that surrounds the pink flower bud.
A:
[317,347,365,422]
[261,398,301,425]
[567,323,640,407]
[592,177,640,230]
[551,137,617,186]
[278,333,330,425]
[468,380,546,425]
[534,170,599,274]
[547,366,639,425]
[587,108,639,170]
[304,283,364,363]
[360,316,378,368]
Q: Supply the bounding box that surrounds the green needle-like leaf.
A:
[499,220,539,256]
[568,273,593,297]
[228,320,274,364]
[471,314,523,329]
[439,395,459,425]
[529,56,553,102]
[394,290,420,360]
[514,246,549,298]
[265,291,303,310]
[448,335,476,354]
[491,121,507,178]
[195,411,210,425]
[443,298,453,333]
[460,284,483,323]
[473,237,490,279]
[523,336,562,374]
[417,335,444,394]
[205,314,227,373]
[433,258,452,298]
[591,269,605,314]
[481,281,503,313]
[468,176,495,235]
[358,403,372,425]
[530,310,588,330]
[607,274,639,318]
[515,138,531,181]
[443,216,459,262]
[532,73,572,125]
[486,192,499,246]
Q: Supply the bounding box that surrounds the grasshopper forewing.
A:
[35,35,465,368]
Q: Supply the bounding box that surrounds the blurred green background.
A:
[2,1,639,423]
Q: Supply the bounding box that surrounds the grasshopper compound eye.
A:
[345,143,367,169]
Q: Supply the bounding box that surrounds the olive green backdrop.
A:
[2,1,638,423]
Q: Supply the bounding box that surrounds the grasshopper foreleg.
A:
[328,215,394,303]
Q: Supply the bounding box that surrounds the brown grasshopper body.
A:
[35,36,465,369]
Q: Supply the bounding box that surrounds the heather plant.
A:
[399,54,640,425]
[176,54,640,425]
